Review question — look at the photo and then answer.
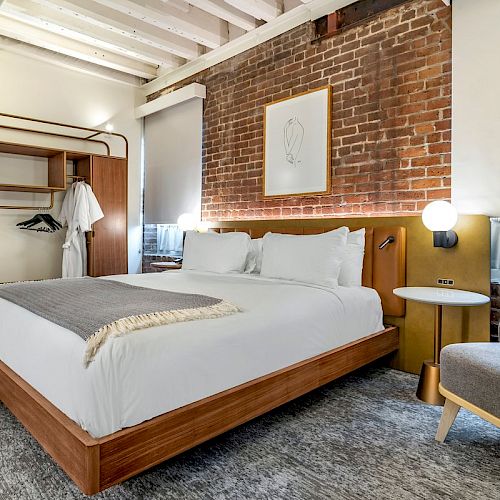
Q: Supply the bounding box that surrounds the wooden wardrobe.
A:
[75,154,128,277]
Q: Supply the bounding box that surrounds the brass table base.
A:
[416,360,445,406]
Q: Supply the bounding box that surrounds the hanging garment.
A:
[59,182,104,278]
[157,224,183,254]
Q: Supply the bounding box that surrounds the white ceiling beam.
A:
[186,0,257,31]
[224,0,282,22]
[0,34,142,86]
[3,0,183,68]
[135,82,206,118]
[30,0,200,60]
[91,0,229,49]
[0,14,158,78]
[141,0,353,96]
[160,0,189,12]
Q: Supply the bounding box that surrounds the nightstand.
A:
[150,262,182,272]
[393,287,490,406]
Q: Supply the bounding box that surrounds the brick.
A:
[145,0,451,223]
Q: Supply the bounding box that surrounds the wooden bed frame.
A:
[0,221,406,495]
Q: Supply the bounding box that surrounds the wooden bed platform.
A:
[0,220,406,495]
[0,327,399,495]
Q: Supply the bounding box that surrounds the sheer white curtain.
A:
[157,224,183,255]
[491,218,500,269]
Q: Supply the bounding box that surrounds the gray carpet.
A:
[1,367,498,499]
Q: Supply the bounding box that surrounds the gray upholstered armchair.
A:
[435,343,500,442]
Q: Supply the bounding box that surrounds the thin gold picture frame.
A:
[262,85,332,199]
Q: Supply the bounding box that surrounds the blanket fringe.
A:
[84,301,240,367]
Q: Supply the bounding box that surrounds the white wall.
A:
[0,50,143,282]
[144,98,202,225]
[452,0,500,216]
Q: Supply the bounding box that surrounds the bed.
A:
[0,222,406,495]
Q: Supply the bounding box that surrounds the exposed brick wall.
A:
[150,0,451,220]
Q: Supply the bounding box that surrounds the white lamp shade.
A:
[422,201,458,231]
[196,220,210,233]
[177,213,198,231]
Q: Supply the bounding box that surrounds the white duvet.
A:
[0,271,383,438]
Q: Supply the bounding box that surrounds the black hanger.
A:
[17,213,62,233]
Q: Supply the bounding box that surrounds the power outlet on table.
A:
[437,278,454,286]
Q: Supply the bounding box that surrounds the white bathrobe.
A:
[59,182,104,278]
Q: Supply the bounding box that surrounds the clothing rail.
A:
[0,112,128,158]
[0,112,127,210]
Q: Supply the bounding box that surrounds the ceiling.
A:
[0,0,314,83]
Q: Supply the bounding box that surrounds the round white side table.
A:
[393,287,490,406]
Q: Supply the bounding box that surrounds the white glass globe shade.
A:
[422,201,457,231]
[177,213,197,231]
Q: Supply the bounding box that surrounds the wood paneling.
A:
[48,151,67,189]
[88,156,128,276]
[211,215,491,374]
[0,327,398,495]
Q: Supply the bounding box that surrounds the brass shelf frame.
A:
[0,112,128,210]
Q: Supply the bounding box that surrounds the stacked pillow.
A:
[181,227,366,287]
[182,231,251,274]
[260,228,349,288]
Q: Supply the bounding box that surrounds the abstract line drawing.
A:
[283,116,304,167]
[264,86,330,197]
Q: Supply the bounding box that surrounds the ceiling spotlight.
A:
[105,123,114,133]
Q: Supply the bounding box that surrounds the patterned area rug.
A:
[1,367,498,499]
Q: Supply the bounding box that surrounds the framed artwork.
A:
[263,85,332,198]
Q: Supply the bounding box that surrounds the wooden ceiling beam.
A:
[29,0,200,60]
[3,0,184,68]
[0,15,158,78]
[185,0,257,31]
[223,0,282,22]
[90,0,229,49]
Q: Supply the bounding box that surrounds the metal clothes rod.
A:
[0,112,128,158]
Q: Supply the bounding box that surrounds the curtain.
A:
[491,218,500,269]
[157,224,183,255]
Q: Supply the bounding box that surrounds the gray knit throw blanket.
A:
[0,277,240,366]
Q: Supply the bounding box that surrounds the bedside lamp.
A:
[177,213,197,232]
[422,201,458,248]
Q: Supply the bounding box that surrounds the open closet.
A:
[0,113,128,277]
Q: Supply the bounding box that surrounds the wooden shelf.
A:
[0,138,123,209]
[0,184,67,193]
[0,142,60,158]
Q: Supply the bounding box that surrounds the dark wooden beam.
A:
[314,0,412,40]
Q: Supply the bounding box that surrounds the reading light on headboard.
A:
[422,201,458,248]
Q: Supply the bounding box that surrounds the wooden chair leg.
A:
[435,398,461,443]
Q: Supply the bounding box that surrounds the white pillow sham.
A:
[338,228,365,287]
[260,227,348,288]
[182,231,251,274]
[244,238,263,274]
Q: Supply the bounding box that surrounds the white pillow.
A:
[339,228,365,287]
[260,227,348,287]
[182,231,251,274]
[244,238,263,274]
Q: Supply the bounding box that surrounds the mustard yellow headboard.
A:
[213,220,406,317]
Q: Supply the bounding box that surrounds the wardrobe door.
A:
[89,156,128,277]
